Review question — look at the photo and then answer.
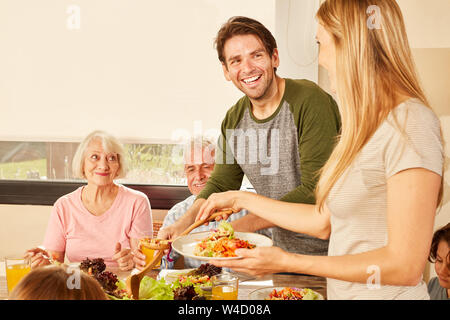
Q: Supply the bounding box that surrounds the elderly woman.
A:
[26,130,152,271]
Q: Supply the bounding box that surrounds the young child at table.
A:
[428,223,450,300]
[9,264,107,300]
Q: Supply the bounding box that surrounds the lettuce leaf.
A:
[139,276,174,300]
[302,288,319,300]
[109,277,173,300]
[218,221,234,238]
[116,279,126,291]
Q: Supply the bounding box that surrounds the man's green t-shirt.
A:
[198,78,341,255]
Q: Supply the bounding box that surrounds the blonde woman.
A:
[196,0,444,299]
[25,131,152,271]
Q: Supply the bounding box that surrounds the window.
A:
[0,140,190,208]
[0,141,47,180]
[0,141,186,185]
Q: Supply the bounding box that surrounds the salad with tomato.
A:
[268,287,320,300]
[194,221,256,258]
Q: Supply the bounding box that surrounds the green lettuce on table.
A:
[108,276,174,300]
[140,276,174,300]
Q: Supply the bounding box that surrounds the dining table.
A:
[0,261,327,300]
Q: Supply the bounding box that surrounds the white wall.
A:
[0,0,320,143]
[275,0,320,82]
[0,205,52,258]
[0,0,273,143]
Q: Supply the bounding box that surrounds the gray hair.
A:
[72,130,128,180]
[183,136,216,164]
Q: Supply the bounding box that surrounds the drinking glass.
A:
[5,257,31,293]
[211,274,239,300]
[139,240,162,269]
[134,229,161,269]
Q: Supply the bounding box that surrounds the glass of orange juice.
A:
[211,274,239,300]
[139,238,162,269]
[5,257,31,293]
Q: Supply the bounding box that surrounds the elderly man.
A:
[134,137,250,269]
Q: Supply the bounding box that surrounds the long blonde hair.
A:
[315,0,442,209]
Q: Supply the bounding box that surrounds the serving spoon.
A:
[125,208,235,299]
[125,240,170,299]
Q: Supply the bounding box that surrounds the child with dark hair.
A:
[428,223,450,300]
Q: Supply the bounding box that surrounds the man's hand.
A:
[158,198,207,240]
[157,223,182,241]
[196,191,242,222]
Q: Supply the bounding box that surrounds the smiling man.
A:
[138,137,250,269]
[159,16,341,258]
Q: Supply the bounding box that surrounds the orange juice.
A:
[140,242,161,268]
[6,264,31,292]
[212,285,238,300]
